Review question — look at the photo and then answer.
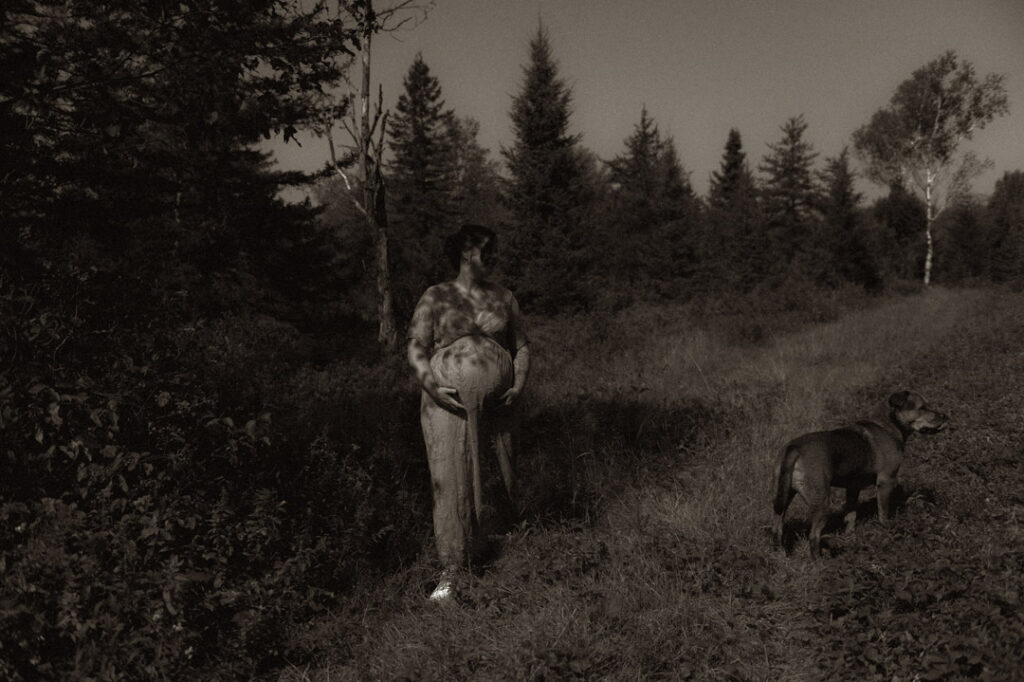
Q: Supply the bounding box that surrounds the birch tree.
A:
[852,51,1008,285]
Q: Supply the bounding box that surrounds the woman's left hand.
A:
[499,386,521,406]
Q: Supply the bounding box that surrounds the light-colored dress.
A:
[408,281,528,568]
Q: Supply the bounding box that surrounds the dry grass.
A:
[275,286,1020,681]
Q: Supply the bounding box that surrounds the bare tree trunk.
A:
[357,0,397,349]
[923,171,934,286]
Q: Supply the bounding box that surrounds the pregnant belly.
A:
[430,335,513,407]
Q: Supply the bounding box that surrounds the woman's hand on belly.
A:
[430,385,465,412]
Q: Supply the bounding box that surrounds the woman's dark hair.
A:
[444,224,496,270]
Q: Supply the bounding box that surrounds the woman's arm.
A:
[500,293,530,406]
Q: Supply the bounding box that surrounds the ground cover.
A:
[277,287,1023,681]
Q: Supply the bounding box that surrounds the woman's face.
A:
[464,237,496,275]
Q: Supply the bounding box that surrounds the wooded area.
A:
[1,2,1021,678]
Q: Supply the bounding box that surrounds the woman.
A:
[406,224,530,601]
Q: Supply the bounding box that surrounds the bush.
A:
[0,261,433,679]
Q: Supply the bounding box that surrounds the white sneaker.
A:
[429,568,456,602]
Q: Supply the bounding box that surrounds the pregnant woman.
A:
[406,224,531,602]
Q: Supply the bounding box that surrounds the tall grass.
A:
[277,286,1007,681]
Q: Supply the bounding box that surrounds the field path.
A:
[278,288,1024,681]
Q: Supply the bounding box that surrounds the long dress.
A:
[408,281,528,568]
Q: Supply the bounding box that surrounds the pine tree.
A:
[758,115,820,278]
[759,115,819,229]
[819,148,861,231]
[872,184,927,280]
[502,24,590,312]
[1,0,354,310]
[702,128,765,291]
[986,170,1024,283]
[448,116,504,227]
[607,106,695,228]
[387,53,459,237]
[605,107,697,292]
[708,129,756,211]
[386,53,460,316]
[818,148,879,288]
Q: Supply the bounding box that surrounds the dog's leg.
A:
[843,487,861,533]
[808,504,827,559]
[772,488,795,549]
[876,474,895,523]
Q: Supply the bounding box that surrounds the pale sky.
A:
[267,0,1024,200]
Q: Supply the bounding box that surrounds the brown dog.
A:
[772,390,948,558]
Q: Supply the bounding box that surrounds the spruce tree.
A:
[386,53,460,315]
[702,128,765,291]
[985,170,1024,283]
[1,0,354,314]
[387,53,459,236]
[448,116,504,227]
[758,115,820,278]
[605,107,697,292]
[819,147,861,232]
[502,24,589,312]
[708,128,756,211]
[818,148,879,288]
[607,106,695,228]
[872,184,928,280]
[759,115,819,229]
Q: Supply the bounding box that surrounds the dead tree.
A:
[323,0,431,350]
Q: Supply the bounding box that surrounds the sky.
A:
[267,0,1024,201]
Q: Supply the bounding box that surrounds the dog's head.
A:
[888,390,948,435]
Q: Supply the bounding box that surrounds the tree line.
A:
[324,29,1017,334]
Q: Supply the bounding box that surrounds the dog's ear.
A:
[888,391,911,410]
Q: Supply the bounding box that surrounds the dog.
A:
[772,390,948,558]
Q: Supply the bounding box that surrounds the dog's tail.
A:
[773,444,800,514]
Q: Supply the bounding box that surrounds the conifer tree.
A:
[386,53,459,315]
[1,0,354,315]
[758,115,820,278]
[607,106,695,228]
[985,170,1024,283]
[448,116,504,226]
[708,129,757,211]
[605,107,697,292]
[819,147,861,231]
[387,53,459,237]
[872,184,927,280]
[759,115,819,229]
[502,24,589,312]
[702,128,765,291]
[818,148,879,288]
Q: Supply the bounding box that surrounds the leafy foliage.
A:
[852,50,1009,283]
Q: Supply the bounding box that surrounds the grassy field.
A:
[276,286,1023,681]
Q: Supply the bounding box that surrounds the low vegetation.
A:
[3,262,1022,680]
[271,285,1023,681]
